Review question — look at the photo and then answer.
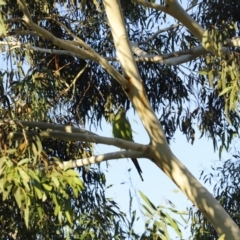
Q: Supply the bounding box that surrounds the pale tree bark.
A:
[103,0,240,239]
[14,0,240,238]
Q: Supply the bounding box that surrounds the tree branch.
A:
[132,0,166,11]
[0,40,204,65]
[5,126,149,154]
[135,0,239,57]
[139,23,181,44]
[133,0,204,40]
[0,39,234,66]
[1,119,96,135]
[60,150,145,169]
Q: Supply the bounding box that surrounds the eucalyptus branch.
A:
[131,44,209,64]
[1,119,94,135]
[4,17,25,25]
[0,41,88,58]
[1,35,236,67]
[139,23,181,44]
[60,150,146,169]
[227,37,240,47]
[7,130,150,154]
[134,0,235,57]
[133,0,204,40]
[185,0,199,12]
[60,62,89,95]
[132,0,166,11]
[99,24,181,56]
[0,40,204,65]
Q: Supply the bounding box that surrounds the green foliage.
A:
[139,191,187,239]
[0,117,136,238]
[193,4,240,153]
[0,154,83,235]
[0,156,133,238]
[198,0,240,27]
[201,23,240,123]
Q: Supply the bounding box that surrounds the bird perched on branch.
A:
[112,107,143,181]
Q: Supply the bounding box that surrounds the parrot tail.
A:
[131,158,144,181]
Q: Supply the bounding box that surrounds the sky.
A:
[94,109,225,239]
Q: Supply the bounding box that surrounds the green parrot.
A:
[112,108,143,181]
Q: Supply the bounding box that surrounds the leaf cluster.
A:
[0,154,83,238]
[139,191,187,240]
[0,142,132,239]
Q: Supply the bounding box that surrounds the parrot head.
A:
[120,108,126,115]
[117,107,126,116]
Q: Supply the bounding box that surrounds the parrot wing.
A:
[112,108,133,141]
[113,108,143,181]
